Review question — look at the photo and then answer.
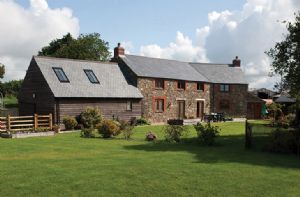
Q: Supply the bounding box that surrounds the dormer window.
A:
[84,69,99,84]
[53,67,69,83]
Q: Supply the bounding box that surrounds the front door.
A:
[196,101,204,120]
[178,100,185,119]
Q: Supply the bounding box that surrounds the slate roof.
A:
[121,55,247,84]
[274,95,296,103]
[121,55,208,82]
[33,56,143,98]
[189,63,248,84]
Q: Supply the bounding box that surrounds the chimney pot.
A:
[114,42,125,58]
[233,56,241,67]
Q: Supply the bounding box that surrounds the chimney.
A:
[114,43,125,58]
[232,56,241,67]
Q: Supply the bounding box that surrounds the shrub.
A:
[134,117,151,126]
[52,124,60,133]
[194,122,220,146]
[35,127,49,132]
[164,125,188,143]
[119,120,134,140]
[80,128,95,138]
[63,116,78,130]
[146,131,157,141]
[80,107,102,129]
[265,128,300,154]
[98,119,120,138]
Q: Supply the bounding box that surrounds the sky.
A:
[1,0,299,89]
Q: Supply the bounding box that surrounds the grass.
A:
[0,122,300,196]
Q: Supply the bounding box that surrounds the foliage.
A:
[38,33,111,61]
[145,131,157,141]
[0,63,5,79]
[163,124,188,143]
[119,120,134,140]
[266,12,300,95]
[52,124,60,133]
[265,128,300,155]
[80,128,95,138]
[63,116,78,130]
[98,119,120,138]
[267,103,283,124]
[80,107,102,129]
[131,117,151,126]
[0,80,23,97]
[194,122,220,146]
[35,127,49,132]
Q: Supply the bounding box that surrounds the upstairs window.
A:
[220,84,230,92]
[155,79,164,89]
[53,67,69,83]
[177,80,185,90]
[84,69,99,84]
[197,82,205,91]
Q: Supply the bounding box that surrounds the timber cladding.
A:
[56,98,142,123]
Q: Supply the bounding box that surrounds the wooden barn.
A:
[18,56,143,124]
[246,93,266,119]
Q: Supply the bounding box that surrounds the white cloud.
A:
[0,0,79,81]
[139,0,300,89]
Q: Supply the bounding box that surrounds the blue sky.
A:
[1,0,299,88]
[16,0,245,53]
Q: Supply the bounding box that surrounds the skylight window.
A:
[52,67,69,83]
[84,69,99,84]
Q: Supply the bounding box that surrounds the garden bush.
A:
[80,128,95,138]
[119,120,134,140]
[194,122,220,146]
[265,128,300,155]
[63,116,78,130]
[132,117,151,126]
[80,107,102,129]
[98,119,120,138]
[164,125,188,143]
[145,131,157,141]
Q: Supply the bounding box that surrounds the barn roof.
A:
[121,54,247,84]
[121,55,208,82]
[33,56,143,98]
[189,63,248,84]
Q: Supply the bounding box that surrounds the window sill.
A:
[155,88,164,90]
[177,89,185,91]
[154,111,164,113]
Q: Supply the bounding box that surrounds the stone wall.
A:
[212,84,248,117]
[137,78,210,123]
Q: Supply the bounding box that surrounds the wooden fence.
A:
[0,114,52,132]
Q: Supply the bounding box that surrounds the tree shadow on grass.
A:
[124,135,300,169]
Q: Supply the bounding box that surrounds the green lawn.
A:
[0,122,300,196]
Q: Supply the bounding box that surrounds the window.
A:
[220,84,230,92]
[155,79,164,89]
[126,101,132,111]
[53,67,69,82]
[84,69,99,83]
[197,82,204,91]
[220,100,230,110]
[155,99,164,112]
[177,80,185,90]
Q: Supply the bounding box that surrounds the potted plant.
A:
[52,124,60,133]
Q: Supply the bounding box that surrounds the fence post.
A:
[34,114,38,130]
[7,115,10,131]
[49,113,53,130]
[245,119,252,149]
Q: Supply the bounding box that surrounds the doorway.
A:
[178,100,185,119]
[196,100,204,120]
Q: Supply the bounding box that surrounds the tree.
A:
[38,33,111,61]
[266,12,300,96]
[0,63,5,79]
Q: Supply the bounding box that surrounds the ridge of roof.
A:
[33,55,118,65]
